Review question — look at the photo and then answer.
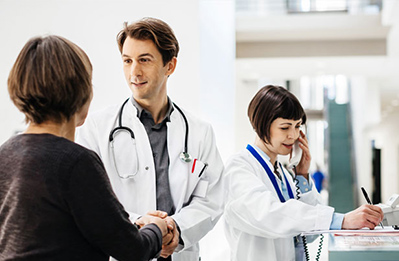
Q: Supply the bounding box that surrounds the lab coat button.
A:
[145,166,149,170]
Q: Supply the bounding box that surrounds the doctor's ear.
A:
[166,57,177,77]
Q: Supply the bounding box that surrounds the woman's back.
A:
[0,133,158,261]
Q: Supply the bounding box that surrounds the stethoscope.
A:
[109,98,191,178]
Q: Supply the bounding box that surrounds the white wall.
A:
[197,1,234,260]
[368,109,399,202]
[234,77,258,152]
[351,79,381,203]
[199,0,236,162]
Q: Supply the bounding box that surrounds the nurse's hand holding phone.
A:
[291,129,311,178]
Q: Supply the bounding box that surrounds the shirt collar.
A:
[253,145,271,162]
[131,96,174,122]
[253,145,282,179]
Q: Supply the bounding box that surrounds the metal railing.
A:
[236,0,382,15]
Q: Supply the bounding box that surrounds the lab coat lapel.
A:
[124,100,157,213]
[167,108,200,211]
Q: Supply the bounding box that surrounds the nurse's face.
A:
[121,37,176,104]
[264,117,302,158]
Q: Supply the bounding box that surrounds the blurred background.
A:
[1,0,398,260]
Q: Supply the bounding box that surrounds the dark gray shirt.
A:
[0,134,162,261]
[132,98,176,216]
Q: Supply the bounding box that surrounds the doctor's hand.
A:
[160,216,180,258]
[342,204,384,230]
[136,211,177,245]
[295,130,311,178]
[135,213,169,237]
[141,210,175,234]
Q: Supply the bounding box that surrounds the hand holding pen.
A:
[361,187,384,229]
[341,188,384,230]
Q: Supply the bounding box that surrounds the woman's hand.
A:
[342,204,384,230]
[295,130,311,178]
[135,210,179,258]
[136,214,169,237]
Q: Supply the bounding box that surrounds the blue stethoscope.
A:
[246,144,294,202]
[109,98,192,179]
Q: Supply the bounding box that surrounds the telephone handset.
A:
[288,139,302,170]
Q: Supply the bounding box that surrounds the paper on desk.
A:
[332,235,399,250]
[301,226,399,236]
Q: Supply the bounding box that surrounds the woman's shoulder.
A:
[225,148,258,169]
[29,134,101,165]
[54,137,105,179]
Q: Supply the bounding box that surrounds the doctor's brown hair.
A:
[116,17,179,66]
[8,35,93,124]
[248,85,307,144]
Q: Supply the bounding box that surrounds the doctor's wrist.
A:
[297,172,309,180]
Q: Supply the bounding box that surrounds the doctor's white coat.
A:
[76,99,224,261]
[224,147,334,261]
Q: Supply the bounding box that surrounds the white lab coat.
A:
[224,147,334,261]
[76,98,224,261]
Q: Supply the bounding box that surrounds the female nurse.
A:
[223,85,383,261]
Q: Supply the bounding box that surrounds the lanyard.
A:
[246,144,294,203]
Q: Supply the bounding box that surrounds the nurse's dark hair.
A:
[248,85,307,144]
[8,35,92,124]
[116,17,179,66]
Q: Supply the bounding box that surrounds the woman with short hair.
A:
[0,35,168,261]
[223,85,384,261]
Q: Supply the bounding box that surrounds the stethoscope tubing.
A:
[172,102,189,156]
[109,98,134,142]
[109,97,189,155]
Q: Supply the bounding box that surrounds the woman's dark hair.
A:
[8,35,93,124]
[117,17,179,66]
[248,85,307,144]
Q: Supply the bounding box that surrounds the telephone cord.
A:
[293,165,324,261]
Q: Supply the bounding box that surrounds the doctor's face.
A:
[122,37,176,104]
[264,118,302,157]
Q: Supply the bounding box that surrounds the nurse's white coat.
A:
[224,147,334,261]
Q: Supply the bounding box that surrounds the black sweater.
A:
[0,134,161,261]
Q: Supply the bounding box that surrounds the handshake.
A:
[136,210,180,258]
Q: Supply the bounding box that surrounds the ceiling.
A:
[235,1,399,118]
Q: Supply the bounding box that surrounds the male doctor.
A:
[77,17,224,261]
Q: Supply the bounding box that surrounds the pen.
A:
[198,163,208,177]
[361,187,384,229]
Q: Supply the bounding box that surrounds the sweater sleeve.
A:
[64,150,162,261]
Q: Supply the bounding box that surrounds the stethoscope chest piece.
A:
[179,152,192,163]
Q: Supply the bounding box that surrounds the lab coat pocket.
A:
[110,130,139,179]
[192,179,209,198]
[186,159,208,199]
[171,247,200,261]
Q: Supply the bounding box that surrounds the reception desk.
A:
[329,232,399,261]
